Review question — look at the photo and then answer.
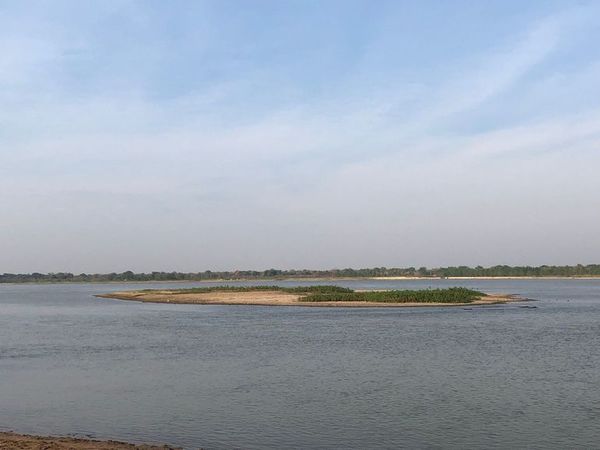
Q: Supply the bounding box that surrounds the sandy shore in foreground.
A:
[96,290,523,307]
[0,432,178,449]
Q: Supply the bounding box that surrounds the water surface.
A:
[1,279,599,449]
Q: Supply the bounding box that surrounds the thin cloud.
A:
[1,3,600,272]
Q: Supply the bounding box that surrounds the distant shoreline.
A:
[373,276,600,280]
[3,275,600,285]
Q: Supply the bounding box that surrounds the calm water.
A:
[1,279,599,449]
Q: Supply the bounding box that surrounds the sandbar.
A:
[96,290,523,307]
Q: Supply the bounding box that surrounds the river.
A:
[1,279,599,449]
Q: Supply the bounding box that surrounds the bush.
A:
[299,287,484,303]
[141,286,483,303]
[151,285,352,294]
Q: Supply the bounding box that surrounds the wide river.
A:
[1,279,599,449]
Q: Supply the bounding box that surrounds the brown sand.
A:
[96,290,523,307]
[0,432,179,450]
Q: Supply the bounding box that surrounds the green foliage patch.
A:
[299,287,485,303]
[151,285,353,294]
[141,285,483,303]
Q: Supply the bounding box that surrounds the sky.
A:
[1,0,600,273]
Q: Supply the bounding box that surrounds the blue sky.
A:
[2,1,600,272]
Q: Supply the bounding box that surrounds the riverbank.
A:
[0,431,179,449]
[3,275,600,285]
[97,288,523,307]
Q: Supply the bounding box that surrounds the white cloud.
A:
[1,4,600,271]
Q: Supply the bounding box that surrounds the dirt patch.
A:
[0,432,179,449]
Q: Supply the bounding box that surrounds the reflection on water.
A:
[1,279,600,449]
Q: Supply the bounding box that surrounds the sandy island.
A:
[0,431,179,449]
[96,290,523,307]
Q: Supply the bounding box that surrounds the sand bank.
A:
[0,431,178,449]
[97,290,523,307]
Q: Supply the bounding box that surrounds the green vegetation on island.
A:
[298,287,485,303]
[147,285,353,294]
[143,285,485,304]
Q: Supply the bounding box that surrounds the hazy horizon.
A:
[2,1,600,273]
[3,264,600,277]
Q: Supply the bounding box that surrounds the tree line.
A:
[1,264,600,283]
